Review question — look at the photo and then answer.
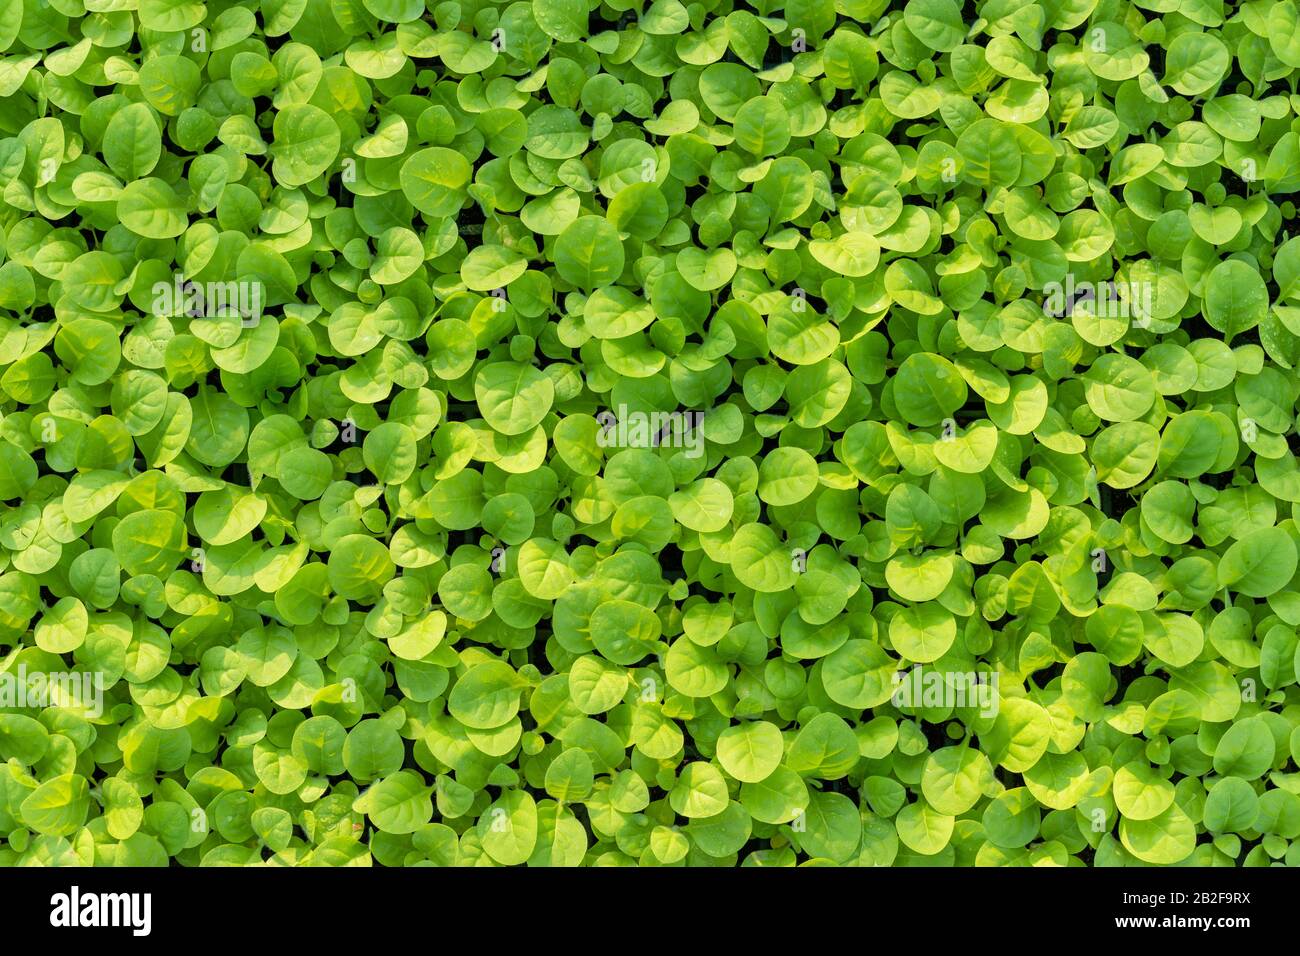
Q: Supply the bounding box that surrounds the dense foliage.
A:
[3,0,1300,866]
